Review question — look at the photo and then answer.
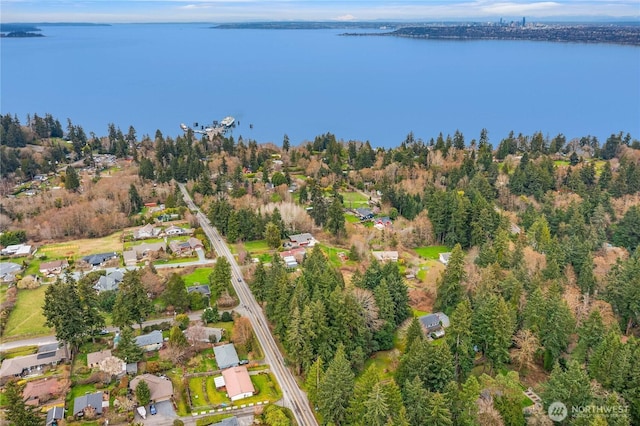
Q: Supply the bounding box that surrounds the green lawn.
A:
[554,160,571,167]
[183,268,213,286]
[340,191,369,208]
[242,240,270,252]
[67,383,98,416]
[205,377,229,405]
[345,213,361,223]
[3,285,52,339]
[414,245,449,260]
[242,372,281,405]
[189,377,210,408]
[153,255,199,265]
[124,237,166,249]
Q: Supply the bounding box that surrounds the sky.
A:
[1,0,639,23]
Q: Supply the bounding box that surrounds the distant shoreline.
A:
[343,24,640,46]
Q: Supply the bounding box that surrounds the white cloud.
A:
[335,14,356,21]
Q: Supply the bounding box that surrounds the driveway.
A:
[135,400,176,425]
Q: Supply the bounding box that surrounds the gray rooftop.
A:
[0,262,21,275]
[135,330,163,347]
[213,343,240,369]
[46,406,65,426]
[73,391,103,416]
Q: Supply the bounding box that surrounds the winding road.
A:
[178,184,318,426]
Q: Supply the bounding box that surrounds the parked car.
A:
[239,359,249,365]
[149,403,157,415]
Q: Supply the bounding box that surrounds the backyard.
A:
[3,285,51,339]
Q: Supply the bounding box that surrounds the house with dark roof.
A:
[73,391,103,417]
[135,330,164,352]
[355,207,374,220]
[0,344,68,378]
[418,312,450,339]
[169,240,193,256]
[46,406,65,426]
[0,262,21,282]
[187,285,211,298]
[213,343,240,369]
[82,252,118,267]
[93,269,124,292]
[288,233,315,247]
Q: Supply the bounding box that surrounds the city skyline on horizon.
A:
[2,1,639,24]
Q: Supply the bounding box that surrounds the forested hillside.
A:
[2,113,640,425]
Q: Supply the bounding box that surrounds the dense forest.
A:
[2,112,640,425]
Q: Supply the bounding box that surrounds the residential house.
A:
[355,207,374,220]
[418,312,450,339]
[39,259,69,275]
[279,248,306,265]
[126,362,138,375]
[0,262,21,282]
[288,233,315,248]
[135,330,164,352]
[46,406,65,426]
[282,256,298,269]
[73,391,104,417]
[130,374,174,402]
[0,344,68,378]
[87,350,111,368]
[213,343,240,369]
[169,240,192,256]
[185,326,221,344]
[131,241,166,259]
[221,366,255,401]
[187,285,211,298]
[165,225,186,236]
[439,252,451,265]
[82,252,118,267]
[371,251,399,262]
[123,250,137,266]
[188,237,204,250]
[374,217,393,230]
[23,378,64,406]
[93,269,124,293]
[134,223,160,240]
[0,244,32,256]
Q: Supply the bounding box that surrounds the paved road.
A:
[178,183,318,426]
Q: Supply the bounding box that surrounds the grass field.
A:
[205,377,228,405]
[414,245,449,260]
[340,191,369,208]
[345,213,361,223]
[183,268,213,286]
[242,240,270,252]
[39,232,123,258]
[3,286,52,339]
[189,377,210,408]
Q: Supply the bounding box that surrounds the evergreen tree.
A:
[305,356,324,407]
[404,317,424,352]
[326,196,346,237]
[115,326,143,363]
[446,299,475,382]
[77,274,106,341]
[112,270,154,329]
[264,222,281,249]
[209,256,232,301]
[434,244,466,314]
[43,277,87,356]
[163,273,190,313]
[425,392,453,426]
[128,183,143,215]
[317,346,355,425]
[472,294,515,370]
[348,364,380,424]
[539,292,575,366]
[169,325,189,348]
[251,262,268,302]
[403,376,430,426]
[3,380,42,426]
[135,379,151,406]
[542,360,592,423]
[606,251,640,335]
[574,309,606,365]
[64,165,80,191]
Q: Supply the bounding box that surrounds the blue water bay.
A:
[1,24,638,147]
